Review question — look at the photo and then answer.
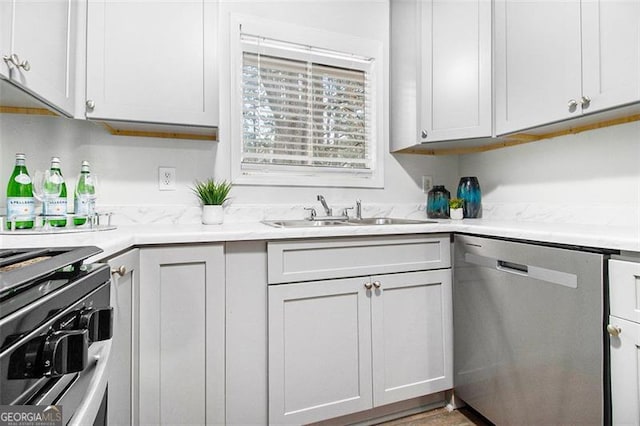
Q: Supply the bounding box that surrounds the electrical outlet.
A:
[422,175,433,193]
[159,167,176,191]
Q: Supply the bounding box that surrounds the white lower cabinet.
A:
[268,269,452,424]
[609,258,640,425]
[107,249,140,426]
[139,244,225,425]
[371,270,452,406]
[609,315,640,426]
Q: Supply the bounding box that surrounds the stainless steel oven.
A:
[0,246,112,425]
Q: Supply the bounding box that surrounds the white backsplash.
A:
[480,202,637,227]
[102,202,429,225]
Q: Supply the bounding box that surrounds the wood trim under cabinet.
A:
[99,122,218,141]
[401,112,640,156]
[0,106,58,116]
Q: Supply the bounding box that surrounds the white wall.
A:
[0,113,456,209]
[459,121,640,226]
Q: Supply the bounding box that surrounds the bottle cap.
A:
[80,160,90,172]
[51,157,61,164]
[15,153,25,160]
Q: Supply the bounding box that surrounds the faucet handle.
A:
[341,207,354,218]
[303,207,317,220]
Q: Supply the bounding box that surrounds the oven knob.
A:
[42,330,88,377]
[79,307,113,342]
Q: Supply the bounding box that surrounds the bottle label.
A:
[14,173,31,185]
[7,197,35,219]
[43,197,67,216]
[75,198,91,216]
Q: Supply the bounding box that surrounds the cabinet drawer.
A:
[267,234,450,284]
[609,259,640,322]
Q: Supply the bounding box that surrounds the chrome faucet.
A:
[317,195,332,216]
[355,199,362,220]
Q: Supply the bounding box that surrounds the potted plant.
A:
[449,198,464,220]
[191,179,231,224]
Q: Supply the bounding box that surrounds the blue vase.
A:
[427,185,450,219]
[457,177,481,218]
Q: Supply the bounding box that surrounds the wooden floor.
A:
[377,407,492,426]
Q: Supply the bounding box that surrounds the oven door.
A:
[67,340,111,426]
[30,339,111,425]
[1,271,112,424]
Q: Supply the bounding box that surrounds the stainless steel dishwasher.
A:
[453,234,611,425]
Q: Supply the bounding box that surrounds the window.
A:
[230,17,384,188]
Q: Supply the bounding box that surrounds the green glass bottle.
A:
[43,157,67,227]
[6,153,35,229]
[73,161,94,226]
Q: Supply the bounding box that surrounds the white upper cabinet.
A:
[581,0,640,114]
[390,0,492,151]
[0,1,11,80]
[0,0,79,116]
[495,0,640,135]
[86,0,218,127]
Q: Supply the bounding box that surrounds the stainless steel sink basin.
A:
[262,219,352,228]
[262,217,437,228]
[348,217,437,225]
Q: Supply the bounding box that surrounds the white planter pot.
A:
[450,208,463,220]
[202,205,224,225]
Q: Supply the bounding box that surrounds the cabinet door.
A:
[494,0,582,135]
[609,259,640,323]
[108,249,140,426]
[370,270,452,406]
[0,0,11,79]
[268,278,373,424]
[609,315,640,426]
[139,244,225,426]
[420,0,492,142]
[5,0,77,115]
[582,1,640,114]
[86,0,218,126]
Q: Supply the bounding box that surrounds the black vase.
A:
[456,177,481,218]
[427,185,450,219]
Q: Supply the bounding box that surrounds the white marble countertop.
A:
[1,218,638,262]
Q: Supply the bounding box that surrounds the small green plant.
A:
[450,198,464,209]
[191,179,232,205]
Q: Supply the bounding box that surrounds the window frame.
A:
[229,15,385,188]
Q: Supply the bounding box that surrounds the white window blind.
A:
[240,34,374,175]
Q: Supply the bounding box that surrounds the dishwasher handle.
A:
[496,260,528,276]
[464,252,578,289]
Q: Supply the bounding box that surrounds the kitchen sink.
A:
[348,217,437,225]
[261,217,437,228]
[262,219,353,228]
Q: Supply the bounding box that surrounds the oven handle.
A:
[68,340,111,426]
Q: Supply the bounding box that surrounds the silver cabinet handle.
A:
[364,282,373,290]
[111,265,127,277]
[607,324,621,337]
[372,281,381,289]
[86,100,96,111]
[580,95,591,109]
[3,53,29,71]
[568,99,578,111]
[420,130,428,139]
